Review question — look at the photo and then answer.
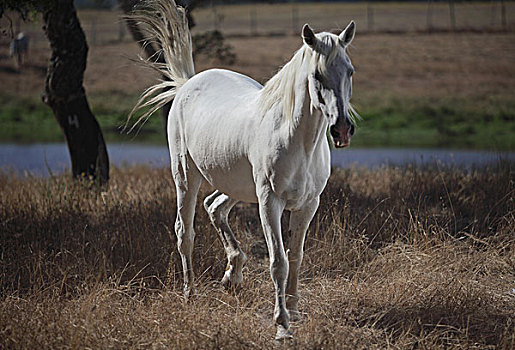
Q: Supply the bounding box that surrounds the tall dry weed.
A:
[1,162,513,348]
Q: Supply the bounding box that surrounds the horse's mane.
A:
[258,34,341,131]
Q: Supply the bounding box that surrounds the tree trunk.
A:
[42,0,109,184]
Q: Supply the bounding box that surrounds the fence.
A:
[193,1,514,36]
[1,1,513,49]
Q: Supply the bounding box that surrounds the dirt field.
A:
[1,1,515,101]
[2,25,514,147]
[2,30,514,102]
[1,163,514,348]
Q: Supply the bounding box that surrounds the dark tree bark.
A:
[42,0,109,183]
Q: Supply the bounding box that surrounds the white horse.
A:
[129,0,357,340]
[9,32,29,70]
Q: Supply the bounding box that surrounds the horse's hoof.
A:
[183,284,197,301]
[221,275,232,290]
[288,309,302,322]
[221,269,243,292]
[275,325,293,341]
[184,286,191,300]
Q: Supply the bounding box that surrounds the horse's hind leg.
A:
[172,155,202,298]
[204,191,247,289]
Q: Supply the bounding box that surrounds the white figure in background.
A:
[129,0,357,340]
[10,32,29,70]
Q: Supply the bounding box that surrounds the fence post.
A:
[367,2,374,32]
[118,20,125,42]
[291,5,299,34]
[448,0,456,31]
[212,6,218,30]
[490,0,496,27]
[501,0,507,31]
[427,0,433,31]
[250,5,257,35]
[91,18,97,45]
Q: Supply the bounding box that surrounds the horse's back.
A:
[181,68,262,103]
[171,68,262,136]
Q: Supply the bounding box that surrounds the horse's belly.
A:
[194,156,258,203]
[180,102,259,203]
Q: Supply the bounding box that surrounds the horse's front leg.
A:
[256,183,291,340]
[286,197,320,321]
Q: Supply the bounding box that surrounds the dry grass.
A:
[1,163,514,348]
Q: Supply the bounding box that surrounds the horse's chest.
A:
[271,158,330,210]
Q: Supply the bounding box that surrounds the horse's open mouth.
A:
[330,125,352,148]
[333,139,350,148]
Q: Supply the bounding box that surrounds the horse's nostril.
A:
[350,124,355,136]
[330,125,340,138]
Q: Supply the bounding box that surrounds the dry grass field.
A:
[1,162,514,348]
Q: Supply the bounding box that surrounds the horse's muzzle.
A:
[330,122,354,148]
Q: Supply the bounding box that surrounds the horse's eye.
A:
[314,70,323,82]
[317,90,325,105]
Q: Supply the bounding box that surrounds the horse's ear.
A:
[302,24,317,48]
[339,21,355,47]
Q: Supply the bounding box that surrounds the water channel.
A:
[1,143,513,177]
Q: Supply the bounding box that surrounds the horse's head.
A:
[303,22,357,148]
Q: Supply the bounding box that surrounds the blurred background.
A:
[0,0,514,175]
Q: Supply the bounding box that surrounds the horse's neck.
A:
[288,78,329,155]
[261,52,328,154]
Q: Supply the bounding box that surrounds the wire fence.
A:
[1,1,514,49]
[192,1,514,36]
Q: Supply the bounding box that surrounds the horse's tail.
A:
[126,0,195,132]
